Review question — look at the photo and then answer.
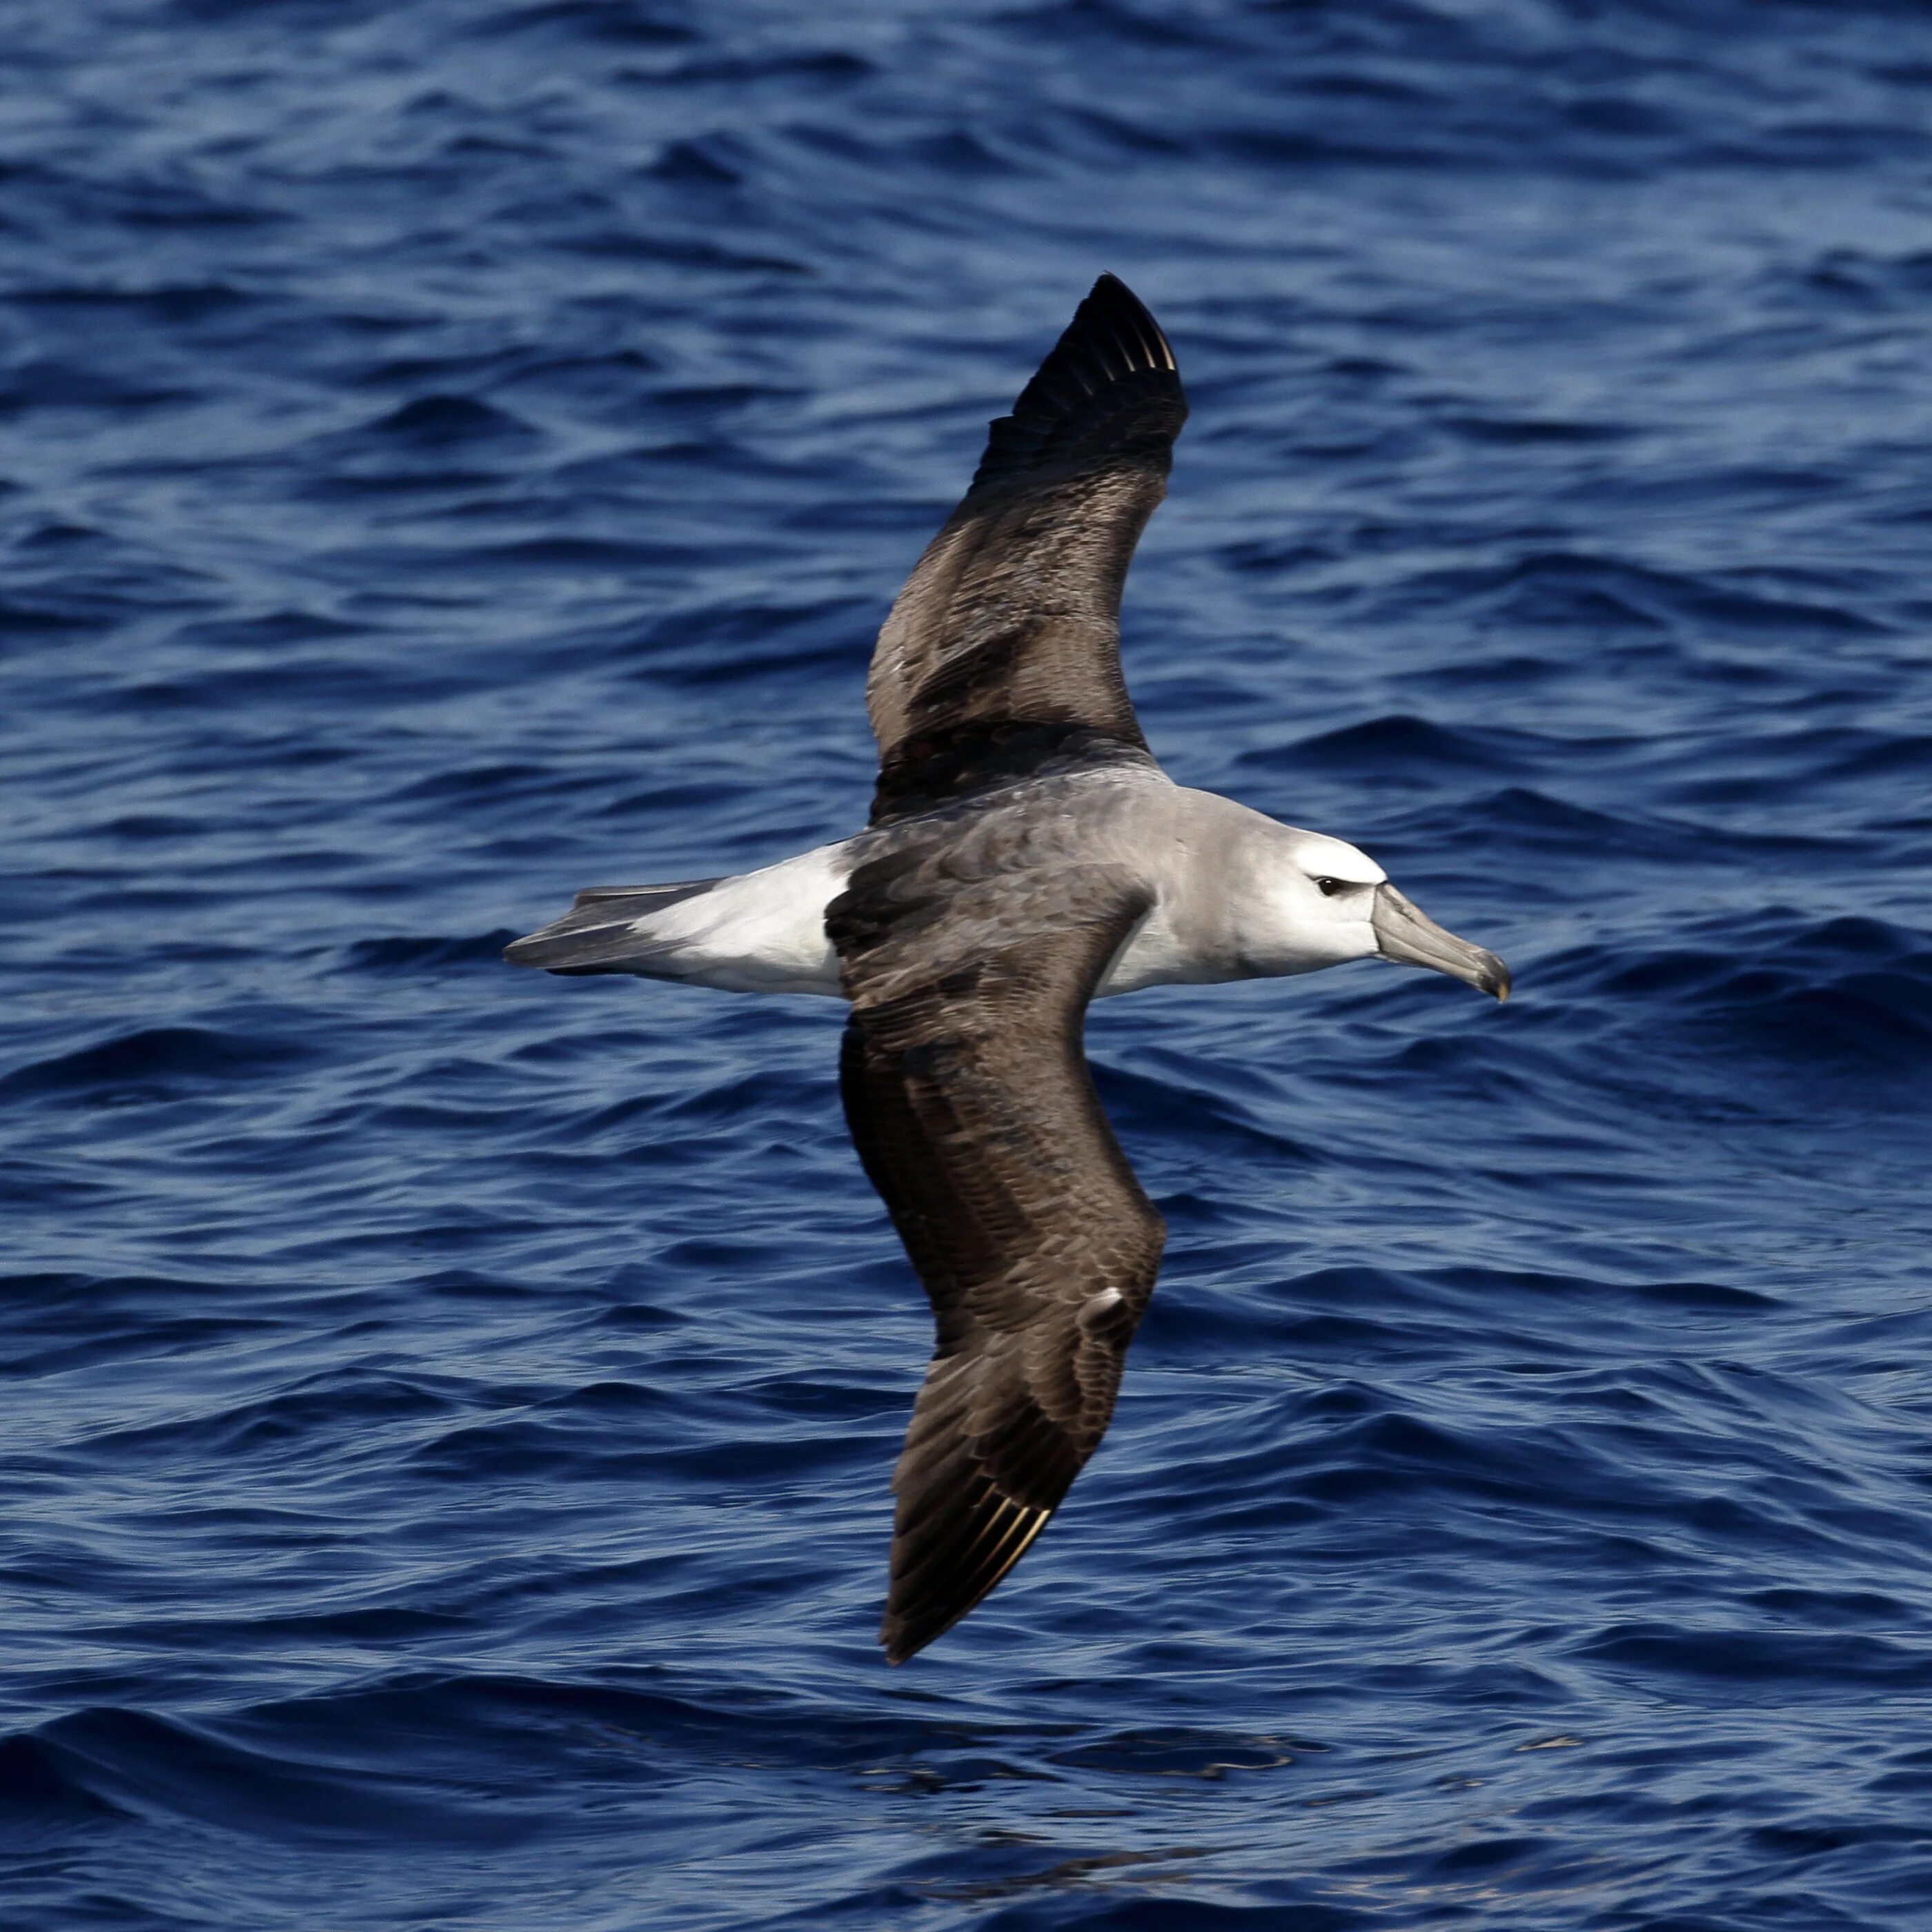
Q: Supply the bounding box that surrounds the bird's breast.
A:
[1094,899,1223,997]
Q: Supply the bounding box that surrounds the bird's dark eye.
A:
[1314,876,1344,897]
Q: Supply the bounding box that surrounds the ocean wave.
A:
[6,1,1932,1926]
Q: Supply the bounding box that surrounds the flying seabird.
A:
[507,275,1509,1664]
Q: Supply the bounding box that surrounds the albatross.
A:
[507,275,1509,1664]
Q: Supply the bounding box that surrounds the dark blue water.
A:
[6,2,1932,1925]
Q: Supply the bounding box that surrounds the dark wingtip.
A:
[875,1500,1056,1665]
[879,1608,945,1667]
[1036,273,1179,395]
[1080,273,1178,373]
[967,273,1185,497]
[879,1606,928,1667]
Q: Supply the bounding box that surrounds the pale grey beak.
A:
[1372,884,1510,1001]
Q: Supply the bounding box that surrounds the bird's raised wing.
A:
[866,275,1186,823]
[829,843,1166,1663]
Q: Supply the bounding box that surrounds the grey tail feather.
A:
[504,877,722,975]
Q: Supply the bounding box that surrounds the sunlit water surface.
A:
[5,3,1932,1927]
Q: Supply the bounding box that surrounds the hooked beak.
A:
[1372,884,1510,1001]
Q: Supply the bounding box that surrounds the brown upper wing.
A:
[865,275,1186,822]
[830,848,1166,1664]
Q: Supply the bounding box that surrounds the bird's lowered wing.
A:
[865,274,1187,822]
[829,849,1165,1663]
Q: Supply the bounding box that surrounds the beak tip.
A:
[1371,885,1510,1004]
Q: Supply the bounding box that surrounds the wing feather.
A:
[832,852,1166,1663]
[865,275,1186,822]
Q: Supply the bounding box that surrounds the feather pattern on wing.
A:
[829,832,1166,1663]
[865,274,1186,825]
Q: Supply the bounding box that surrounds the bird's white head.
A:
[1231,818,1510,999]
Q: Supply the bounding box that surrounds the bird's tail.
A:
[504,878,723,974]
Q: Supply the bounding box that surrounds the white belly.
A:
[658,844,1203,1003]
[649,843,846,996]
[1094,900,1207,998]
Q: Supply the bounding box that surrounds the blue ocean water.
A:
[6,1,1932,1924]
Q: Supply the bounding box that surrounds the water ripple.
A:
[4,2,1932,1929]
